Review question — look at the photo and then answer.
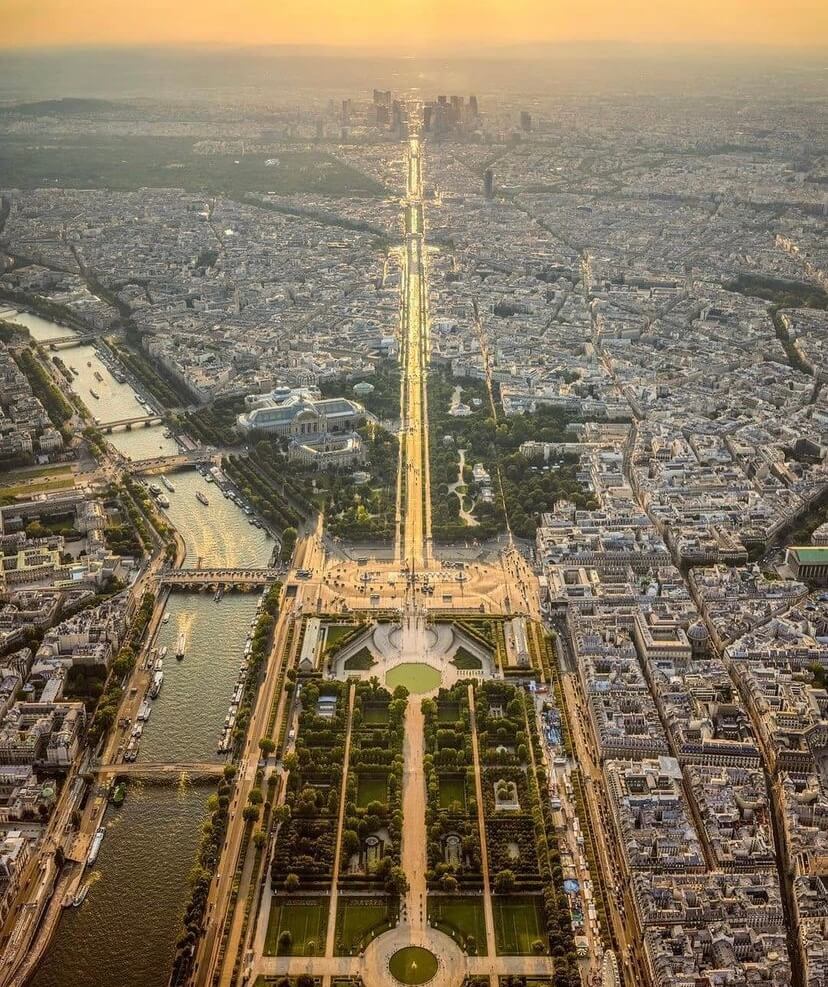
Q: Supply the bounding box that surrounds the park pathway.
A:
[401,699,427,931]
[468,683,498,959]
[324,682,356,957]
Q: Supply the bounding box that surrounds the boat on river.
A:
[176,632,186,659]
[94,370,104,382]
[87,827,105,865]
[196,491,209,506]
[137,700,152,721]
[150,670,164,698]
[72,884,90,907]
[89,389,99,400]
[161,613,170,625]
[161,475,175,492]
[159,645,168,659]
[157,494,170,509]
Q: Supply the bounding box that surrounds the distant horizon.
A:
[2,39,828,56]
[3,0,828,52]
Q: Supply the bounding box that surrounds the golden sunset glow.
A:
[2,0,827,49]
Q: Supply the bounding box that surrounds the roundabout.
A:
[388,946,439,985]
[361,922,465,987]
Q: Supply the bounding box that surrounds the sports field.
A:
[428,895,487,954]
[264,897,329,956]
[492,895,548,955]
[335,896,397,954]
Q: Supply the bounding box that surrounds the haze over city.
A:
[0,5,826,987]
[3,0,828,48]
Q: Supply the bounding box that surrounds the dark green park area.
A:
[427,895,487,954]
[335,896,398,954]
[438,774,467,810]
[493,895,549,955]
[356,772,388,808]
[264,897,328,956]
[0,134,383,195]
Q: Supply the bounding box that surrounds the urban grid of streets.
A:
[151,114,582,987]
[5,79,823,987]
[195,113,572,987]
[0,102,619,987]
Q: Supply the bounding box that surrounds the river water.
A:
[26,312,272,987]
[0,308,178,460]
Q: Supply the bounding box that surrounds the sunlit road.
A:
[398,132,432,573]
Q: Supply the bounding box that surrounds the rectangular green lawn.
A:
[493,895,548,955]
[324,624,355,650]
[438,774,467,810]
[335,896,397,954]
[356,772,388,807]
[264,897,329,956]
[438,701,460,724]
[362,703,389,725]
[428,896,488,955]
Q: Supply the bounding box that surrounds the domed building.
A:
[687,619,711,657]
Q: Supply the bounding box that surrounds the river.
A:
[28,310,272,987]
[0,308,178,461]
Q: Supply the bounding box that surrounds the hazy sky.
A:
[2,0,827,50]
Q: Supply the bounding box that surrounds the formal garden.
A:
[264,897,329,957]
[222,451,314,561]
[476,681,582,982]
[339,680,408,896]
[427,895,488,956]
[269,680,348,894]
[422,683,483,898]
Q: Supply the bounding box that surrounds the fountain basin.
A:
[388,946,439,985]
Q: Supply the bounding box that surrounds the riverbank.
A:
[0,305,281,987]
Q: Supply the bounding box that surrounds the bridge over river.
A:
[160,566,281,588]
[94,760,227,781]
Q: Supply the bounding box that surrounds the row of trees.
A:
[340,680,408,895]
[422,683,483,896]
[15,347,74,429]
[172,583,283,982]
[87,591,154,744]
[170,763,236,984]
[111,341,191,408]
[517,686,582,979]
[222,454,307,562]
[184,395,245,447]
[270,680,349,888]
[229,583,281,756]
